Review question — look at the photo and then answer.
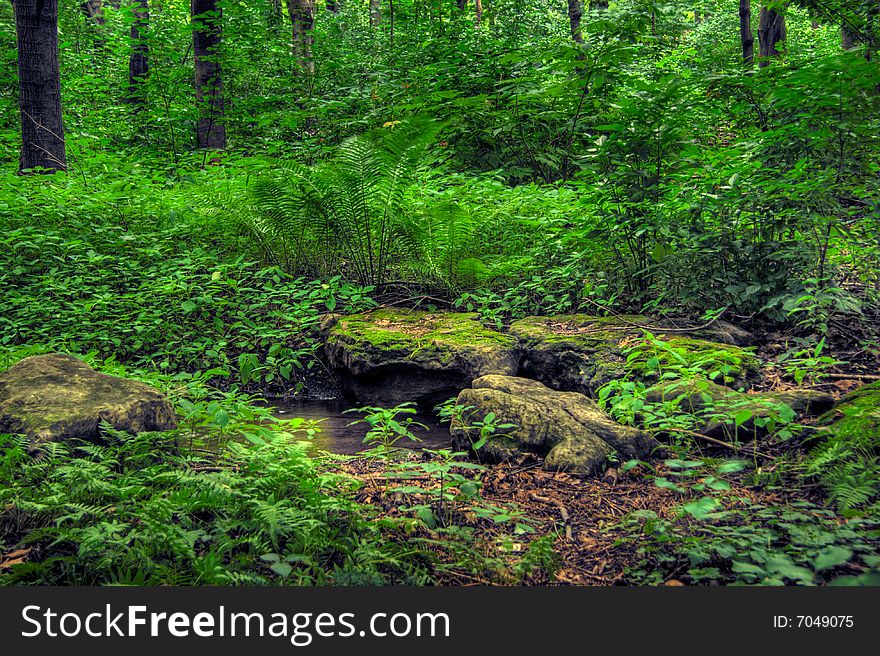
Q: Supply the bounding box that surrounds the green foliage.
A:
[0,203,375,391]
[618,459,880,586]
[0,428,433,585]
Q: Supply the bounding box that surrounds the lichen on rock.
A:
[0,354,178,447]
[510,314,761,397]
[451,374,658,475]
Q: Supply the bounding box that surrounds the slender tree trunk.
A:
[457,0,466,10]
[757,6,785,67]
[841,25,859,50]
[568,0,584,44]
[370,0,381,26]
[80,0,106,24]
[740,0,754,67]
[128,0,149,106]
[192,0,226,151]
[287,0,315,77]
[474,0,482,26]
[326,0,338,12]
[14,0,67,173]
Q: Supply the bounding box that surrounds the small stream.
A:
[271,399,452,455]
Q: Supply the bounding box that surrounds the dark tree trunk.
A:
[192,0,226,150]
[568,0,584,44]
[326,0,338,11]
[757,6,785,67]
[841,25,859,50]
[457,0,466,10]
[128,0,149,106]
[80,0,106,24]
[15,0,67,173]
[287,0,315,77]
[740,0,754,67]
[474,0,482,26]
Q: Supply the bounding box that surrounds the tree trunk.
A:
[370,0,381,26]
[14,0,66,173]
[757,6,785,67]
[474,0,482,26]
[128,0,149,106]
[326,0,338,12]
[739,0,754,67]
[287,0,315,77]
[80,0,106,24]
[567,0,583,44]
[192,0,226,151]
[841,25,859,50]
[457,0,466,10]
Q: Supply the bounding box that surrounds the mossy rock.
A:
[510,315,761,397]
[324,310,520,406]
[0,354,178,447]
[815,381,880,444]
[645,377,833,440]
[451,375,657,475]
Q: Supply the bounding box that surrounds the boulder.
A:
[324,310,519,406]
[644,377,834,440]
[509,315,761,397]
[451,375,658,475]
[0,354,178,446]
[815,381,880,444]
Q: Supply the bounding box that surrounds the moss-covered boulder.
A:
[509,315,761,397]
[815,382,880,443]
[0,354,177,447]
[451,375,657,475]
[324,310,520,406]
[644,377,834,440]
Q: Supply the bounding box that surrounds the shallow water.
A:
[270,399,452,455]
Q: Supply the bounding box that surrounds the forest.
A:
[0,0,879,587]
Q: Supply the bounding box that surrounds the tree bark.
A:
[474,0,482,26]
[128,0,149,106]
[80,0,106,24]
[14,0,67,173]
[841,25,859,50]
[568,0,584,44]
[739,0,754,67]
[287,0,315,77]
[370,0,381,26]
[192,0,226,150]
[757,6,785,67]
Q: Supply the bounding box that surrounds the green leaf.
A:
[813,546,853,572]
[270,562,293,577]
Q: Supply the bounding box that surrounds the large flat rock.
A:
[0,354,178,446]
[324,310,520,406]
[509,315,761,397]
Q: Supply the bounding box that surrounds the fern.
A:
[203,119,491,287]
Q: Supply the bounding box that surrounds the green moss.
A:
[510,314,649,347]
[624,336,761,383]
[817,381,880,442]
[329,309,518,362]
